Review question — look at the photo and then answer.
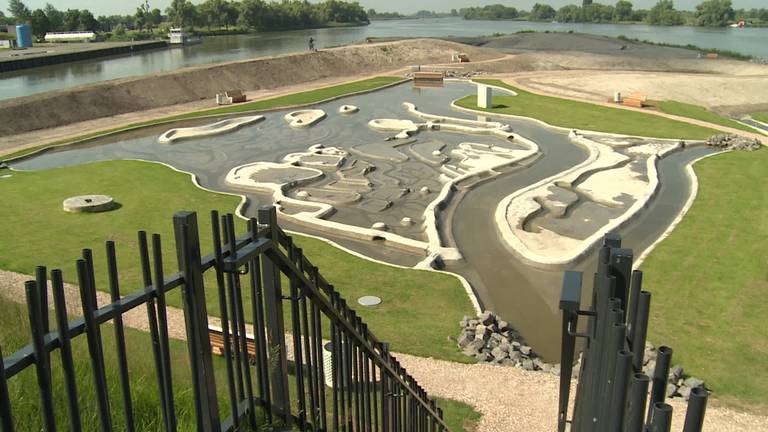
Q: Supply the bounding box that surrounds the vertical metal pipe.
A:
[105,242,135,432]
[210,212,239,424]
[151,234,177,432]
[558,271,582,432]
[76,259,113,431]
[225,214,256,427]
[624,373,650,432]
[51,269,81,432]
[25,280,57,432]
[626,271,643,346]
[257,206,291,423]
[137,231,172,430]
[286,239,307,429]
[607,350,633,432]
[649,402,673,432]
[631,291,651,372]
[0,344,14,432]
[223,216,245,406]
[247,216,272,422]
[172,212,221,432]
[647,346,673,424]
[682,387,708,432]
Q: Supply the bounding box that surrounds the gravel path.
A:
[2,270,766,431]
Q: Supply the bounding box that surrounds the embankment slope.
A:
[0,39,501,137]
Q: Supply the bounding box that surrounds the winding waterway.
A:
[9,81,715,360]
[0,17,766,100]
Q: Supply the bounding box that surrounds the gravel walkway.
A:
[2,270,766,431]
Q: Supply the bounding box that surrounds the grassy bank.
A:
[641,149,768,413]
[1,76,404,161]
[457,79,720,140]
[753,112,768,123]
[0,160,474,363]
[0,292,479,430]
[655,101,760,134]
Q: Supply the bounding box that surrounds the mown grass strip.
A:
[456,79,720,140]
[641,150,768,413]
[655,100,761,135]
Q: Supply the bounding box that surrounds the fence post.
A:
[173,211,221,432]
[258,205,292,424]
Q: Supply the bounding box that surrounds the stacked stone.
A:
[706,134,762,151]
[641,342,707,401]
[456,311,559,374]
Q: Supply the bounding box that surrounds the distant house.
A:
[44,31,97,43]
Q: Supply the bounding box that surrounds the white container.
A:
[614,92,623,103]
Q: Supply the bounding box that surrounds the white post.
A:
[478,85,493,109]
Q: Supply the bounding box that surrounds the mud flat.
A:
[158,115,264,143]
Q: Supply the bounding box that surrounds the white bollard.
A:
[478,85,493,109]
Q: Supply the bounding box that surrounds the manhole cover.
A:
[357,296,382,306]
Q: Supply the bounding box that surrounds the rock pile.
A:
[707,134,762,151]
[455,311,559,374]
[641,342,707,401]
[455,313,708,401]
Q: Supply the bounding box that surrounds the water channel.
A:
[9,81,715,360]
[1,17,766,100]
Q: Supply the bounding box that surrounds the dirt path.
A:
[2,269,766,431]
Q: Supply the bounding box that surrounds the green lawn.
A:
[0,293,479,431]
[1,76,404,161]
[641,149,768,413]
[0,160,474,363]
[457,79,720,140]
[753,112,768,124]
[655,100,760,135]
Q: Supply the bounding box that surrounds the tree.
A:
[556,4,581,22]
[29,9,49,37]
[530,3,556,21]
[78,9,97,30]
[614,0,634,21]
[148,8,163,29]
[166,0,196,27]
[646,0,683,25]
[238,0,267,29]
[8,0,31,22]
[694,0,734,27]
[43,3,63,31]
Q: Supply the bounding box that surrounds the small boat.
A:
[169,28,202,45]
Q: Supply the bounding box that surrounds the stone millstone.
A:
[357,296,382,306]
[62,195,115,213]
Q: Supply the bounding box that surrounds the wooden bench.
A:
[209,325,258,361]
[623,92,647,108]
[413,71,444,82]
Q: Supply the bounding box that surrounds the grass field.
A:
[641,149,768,413]
[0,160,475,363]
[457,79,720,140]
[753,112,768,124]
[0,294,480,431]
[655,100,760,135]
[1,76,404,161]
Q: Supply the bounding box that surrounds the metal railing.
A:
[0,206,450,432]
[558,234,708,432]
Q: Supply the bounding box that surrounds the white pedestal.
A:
[478,85,493,109]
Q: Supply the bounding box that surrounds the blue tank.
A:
[15,24,32,48]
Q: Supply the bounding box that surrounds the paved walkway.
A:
[2,270,766,431]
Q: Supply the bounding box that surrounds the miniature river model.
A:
[9,81,715,359]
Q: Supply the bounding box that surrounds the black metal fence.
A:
[557,234,708,432]
[0,206,450,431]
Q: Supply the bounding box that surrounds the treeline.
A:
[3,0,369,39]
[460,0,760,28]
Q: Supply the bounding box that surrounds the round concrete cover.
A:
[357,296,382,306]
[62,194,115,213]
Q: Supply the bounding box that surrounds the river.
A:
[0,17,766,101]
